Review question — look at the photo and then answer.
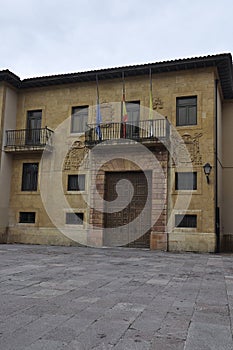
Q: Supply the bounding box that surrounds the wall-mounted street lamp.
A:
[203,163,212,184]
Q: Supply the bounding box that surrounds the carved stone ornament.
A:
[97,102,114,123]
[63,140,89,171]
[153,97,164,110]
[172,132,203,166]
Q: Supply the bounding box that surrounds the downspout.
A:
[215,79,220,253]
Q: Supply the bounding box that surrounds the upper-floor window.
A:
[27,110,42,129]
[21,163,39,191]
[175,172,197,190]
[176,96,197,126]
[67,174,85,191]
[71,106,88,133]
[121,101,140,138]
[26,110,42,145]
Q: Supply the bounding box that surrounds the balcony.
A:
[85,118,170,146]
[4,127,53,153]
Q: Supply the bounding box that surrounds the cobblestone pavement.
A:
[0,244,233,349]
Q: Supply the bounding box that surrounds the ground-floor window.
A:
[67,174,85,191]
[175,172,197,190]
[175,214,197,228]
[66,212,84,225]
[21,163,39,191]
[19,212,36,224]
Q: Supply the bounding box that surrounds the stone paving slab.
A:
[0,244,233,349]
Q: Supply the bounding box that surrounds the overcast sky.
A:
[0,0,233,79]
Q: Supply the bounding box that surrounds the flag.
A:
[96,103,102,141]
[122,72,128,138]
[149,68,153,136]
[123,98,128,123]
[96,75,102,141]
[149,68,153,120]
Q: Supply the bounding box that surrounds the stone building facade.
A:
[0,53,233,252]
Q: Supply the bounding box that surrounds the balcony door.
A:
[121,101,140,139]
[26,110,42,145]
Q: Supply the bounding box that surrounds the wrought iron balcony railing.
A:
[5,127,53,152]
[85,118,170,145]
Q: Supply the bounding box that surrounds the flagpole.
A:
[95,74,102,141]
[96,74,99,104]
[149,67,153,114]
[122,71,127,138]
[122,71,125,102]
[149,68,153,136]
[149,67,152,91]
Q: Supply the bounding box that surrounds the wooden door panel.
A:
[104,171,151,248]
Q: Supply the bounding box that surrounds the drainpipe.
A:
[215,79,220,253]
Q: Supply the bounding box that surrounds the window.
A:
[27,110,42,129]
[26,110,42,145]
[21,163,39,191]
[175,172,197,190]
[67,175,85,191]
[66,212,84,225]
[19,212,36,224]
[176,96,197,126]
[121,101,140,138]
[71,106,88,133]
[175,214,197,228]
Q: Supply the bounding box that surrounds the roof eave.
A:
[1,54,233,99]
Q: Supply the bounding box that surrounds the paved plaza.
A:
[0,244,233,349]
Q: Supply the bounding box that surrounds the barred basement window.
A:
[67,175,85,191]
[66,212,84,225]
[19,212,36,223]
[175,172,197,190]
[71,106,88,133]
[175,214,197,228]
[176,96,197,126]
[21,163,39,191]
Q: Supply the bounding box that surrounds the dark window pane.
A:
[175,214,197,228]
[175,172,197,190]
[19,212,35,223]
[67,175,85,191]
[27,110,42,120]
[177,97,196,106]
[21,163,38,191]
[26,111,42,145]
[176,97,197,126]
[66,213,84,225]
[177,107,187,126]
[71,106,88,133]
[188,106,197,125]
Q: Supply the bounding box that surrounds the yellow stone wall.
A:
[222,101,233,234]
[0,84,5,166]
[7,67,219,251]
[0,84,6,240]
